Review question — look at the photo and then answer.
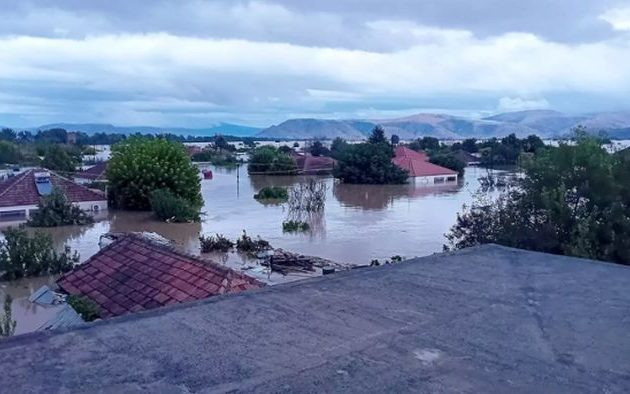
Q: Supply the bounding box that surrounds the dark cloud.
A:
[0,0,625,48]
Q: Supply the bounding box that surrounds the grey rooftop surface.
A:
[1,244,629,393]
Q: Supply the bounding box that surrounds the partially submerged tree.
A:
[0,227,79,280]
[28,188,95,227]
[0,295,16,337]
[107,137,202,210]
[247,146,297,175]
[333,128,408,184]
[446,137,630,265]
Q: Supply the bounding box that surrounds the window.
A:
[434,177,445,184]
[447,176,457,182]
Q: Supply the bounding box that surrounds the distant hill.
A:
[258,110,630,140]
[25,122,261,137]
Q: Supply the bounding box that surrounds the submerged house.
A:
[74,161,108,184]
[392,146,458,184]
[57,233,263,317]
[291,152,336,175]
[0,169,107,222]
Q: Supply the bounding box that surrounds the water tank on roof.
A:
[34,171,53,196]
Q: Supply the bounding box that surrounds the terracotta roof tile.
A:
[75,162,108,181]
[392,146,458,177]
[0,168,106,208]
[57,234,264,318]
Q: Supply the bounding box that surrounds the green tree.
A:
[107,137,202,210]
[0,128,16,142]
[408,136,440,152]
[0,227,79,280]
[428,153,466,176]
[390,134,400,145]
[368,126,388,144]
[247,146,297,175]
[462,138,478,153]
[0,295,16,337]
[28,188,95,227]
[446,137,630,265]
[309,140,329,157]
[278,145,293,154]
[0,141,21,164]
[333,142,408,184]
[214,135,234,151]
[330,137,349,159]
[42,145,78,173]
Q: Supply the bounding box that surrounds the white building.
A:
[0,169,107,222]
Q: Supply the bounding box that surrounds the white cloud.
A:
[497,97,550,112]
[1,22,630,126]
[600,7,630,31]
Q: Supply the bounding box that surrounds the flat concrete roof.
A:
[1,244,629,393]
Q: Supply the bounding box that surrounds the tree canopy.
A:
[333,127,408,184]
[446,137,630,265]
[247,146,297,175]
[107,137,202,210]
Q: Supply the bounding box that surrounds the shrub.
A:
[236,231,271,255]
[282,220,310,233]
[28,188,95,227]
[0,227,79,280]
[0,295,16,337]
[149,189,200,223]
[107,137,202,210]
[254,186,288,201]
[67,295,100,322]
[199,234,234,253]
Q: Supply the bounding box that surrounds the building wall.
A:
[410,174,458,185]
[0,200,108,222]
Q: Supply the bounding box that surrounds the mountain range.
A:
[5,110,630,140]
[18,122,262,137]
[257,110,630,140]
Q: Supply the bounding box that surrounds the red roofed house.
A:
[0,169,107,222]
[291,152,336,175]
[74,161,108,184]
[57,234,264,317]
[392,146,458,184]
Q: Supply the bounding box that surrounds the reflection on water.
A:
[1,166,505,269]
[333,182,460,210]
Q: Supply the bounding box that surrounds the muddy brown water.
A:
[0,165,509,333]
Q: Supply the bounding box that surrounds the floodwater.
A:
[6,165,504,265]
[0,165,510,333]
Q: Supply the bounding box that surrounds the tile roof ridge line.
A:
[0,169,33,199]
[124,233,237,275]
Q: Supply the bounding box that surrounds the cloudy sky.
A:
[1,0,630,128]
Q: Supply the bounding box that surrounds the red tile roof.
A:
[57,234,264,318]
[291,153,336,174]
[392,147,458,177]
[0,169,106,208]
[76,162,108,181]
